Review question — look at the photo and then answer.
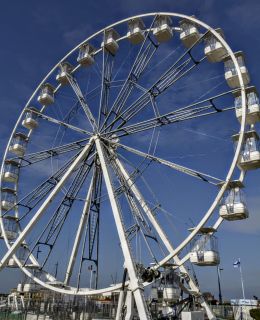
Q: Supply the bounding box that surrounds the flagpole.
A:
[239,259,246,300]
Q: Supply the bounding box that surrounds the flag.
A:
[233,259,241,268]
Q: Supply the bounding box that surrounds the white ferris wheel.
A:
[0,12,259,320]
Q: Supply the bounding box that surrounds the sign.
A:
[230,299,258,306]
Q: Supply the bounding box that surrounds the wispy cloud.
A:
[62,25,97,46]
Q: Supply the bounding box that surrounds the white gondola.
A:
[1,188,16,211]
[8,245,26,268]
[223,51,250,88]
[56,62,73,85]
[218,181,249,221]
[162,270,181,302]
[0,216,19,240]
[189,227,220,266]
[204,28,227,63]
[234,87,260,124]
[232,130,260,170]
[153,15,173,43]
[101,28,119,55]
[9,133,28,156]
[179,18,200,48]
[22,107,39,130]
[3,160,19,183]
[77,43,95,66]
[37,83,55,105]
[127,18,145,45]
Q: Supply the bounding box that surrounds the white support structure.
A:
[95,137,151,320]
[0,139,94,270]
[64,174,95,285]
[125,290,134,320]
[116,289,126,320]
[113,154,216,320]
[66,74,98,132]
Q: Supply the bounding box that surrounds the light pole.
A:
[217,266,223,304]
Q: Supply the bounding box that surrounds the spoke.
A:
[0,139,94,270]
[64,170,95,285]
[2,150,89,219]
[110,158,162,263]
[106,56,205,132]
[95,138,150,318]
[17,151,96,223]
[100,17,159,132]
[76,213,88,290]
[102,31,209,133]
[26,108,92,136]
[65,74,98,132]
[112,106,234,136]
[112,154,206,295]
[98,47,115,128]
[9,138,89,167]
[88,167,101,265]
[22,159,94,269]
[109,88,236,136]
[113,142,223,185]
[76,165,101,289]
[38,160,94,270]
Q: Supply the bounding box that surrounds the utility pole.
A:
[234,259,245,300]
[54,262,59,278]
[217,266,223,304]
[239,262,245,300]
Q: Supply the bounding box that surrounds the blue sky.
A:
[0,0,260,301]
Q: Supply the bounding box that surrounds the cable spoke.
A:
[108,88,236,137]
[112,141,223,185]
[102,31,210,133]
[65,74,98,132]
[25,108,92,136]
[112,153,204,296]
[75,167,102,290]
[2,148,94,221]
[9,138,89,167]
[113,106,234,136]
[64,168,95,285]
[0,140,94,270]
[22,159,94,269]
[100,17,159,131]
[98,45,115,127]
[110,157,163,262]
[37,160,94,270]
[107,56,206,132]
[75,165,102,289]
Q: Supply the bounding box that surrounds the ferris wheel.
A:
[0,12,259,320]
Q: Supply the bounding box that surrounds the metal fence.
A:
[1,300,260,320]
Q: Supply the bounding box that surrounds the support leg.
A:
[114,155,216,320]
[64,174,95,285]
[95,138,151,320]
[125,291,134,320]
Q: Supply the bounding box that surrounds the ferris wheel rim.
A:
[0,11,248,295]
